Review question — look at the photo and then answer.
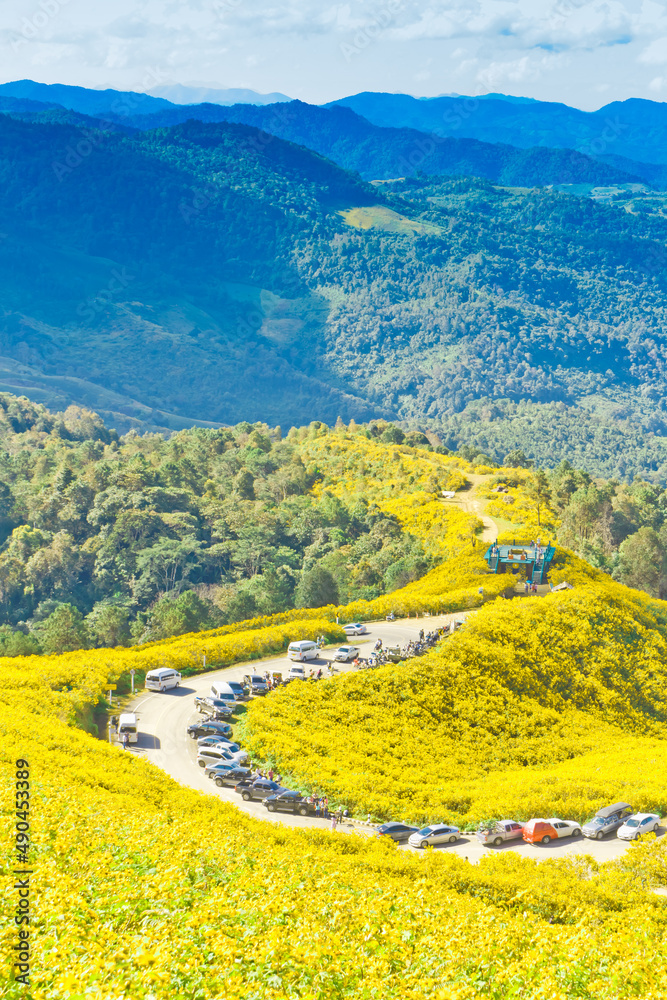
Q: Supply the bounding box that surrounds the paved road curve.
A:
[125,614,662,863]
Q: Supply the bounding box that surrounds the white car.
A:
[617,813,661,840]
[343,623,368,636]
[287,665,306,681]
[334,645,360,662]
[408,824,461,848]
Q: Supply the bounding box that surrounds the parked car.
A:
[343,623,368,635]
[194,695,233,719]
[203,762,237,779]
[476,820,524,846]
[617,813,661,841]
[522,818,581,845]
[145,668,181,692]
[333,645,360,662]
[264,790,317,816]
[221,747,249,765]
[235,779,283,802]
[222,680,250,702]
[197,734,234,748]
[243,673,269,695]
[287,665,306,682]
[376,822,420,842]
[197,746,248,768]
[207,766,252,787]
[408,825,461,848]
[582,802,633,840]
[209,683,239,707]
[287,640,319,661]
[206,740,244,754]
[187,720,232,740]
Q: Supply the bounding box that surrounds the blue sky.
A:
[1,0,666,109]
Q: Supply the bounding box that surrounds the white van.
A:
[288,640,318,662]
[145,668,181,692]
[210,681,238,705]
[117,713,138,744]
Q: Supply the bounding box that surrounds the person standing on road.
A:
[122,733,129,750]
[268,768,274,781]
[331,814,337,831]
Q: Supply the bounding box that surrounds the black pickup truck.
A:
[234,778,283,802]
[264,790,318,816]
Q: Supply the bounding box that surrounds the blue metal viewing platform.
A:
[483,541,555,585]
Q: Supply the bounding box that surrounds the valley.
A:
[2,66,667,998]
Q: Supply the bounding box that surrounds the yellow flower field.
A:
[3,692,667,998]
[3,428,667,996]
[241,555,667,826]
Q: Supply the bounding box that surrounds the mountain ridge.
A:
[327,91,667,165]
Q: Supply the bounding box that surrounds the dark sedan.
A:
[263,791,316,816]
[376,822,420,842]
[187,720,233,740]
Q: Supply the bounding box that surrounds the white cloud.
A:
[0,0,666,107]
[640,36,667,64]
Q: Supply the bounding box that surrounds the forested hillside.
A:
[0,397,666,655]
[0,398,478,652]
[1,114,667,474]
[62,99,641,187]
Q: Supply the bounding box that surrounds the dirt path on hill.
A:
[443,472,499,544]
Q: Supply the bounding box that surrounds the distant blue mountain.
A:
[0,95,61,113]
[149,84,291,106]
[0,80,174,117]
[326,92,667,165]
[102,99,642,188]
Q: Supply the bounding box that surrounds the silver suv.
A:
[582,802,633,840]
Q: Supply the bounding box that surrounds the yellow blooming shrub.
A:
[2,426,667,996]
[3,702,667,999]
[299,428,472,503]
[3,544,667,996]
[0,618,344,722]
[481,471,560,533]
[242,557,667,827]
